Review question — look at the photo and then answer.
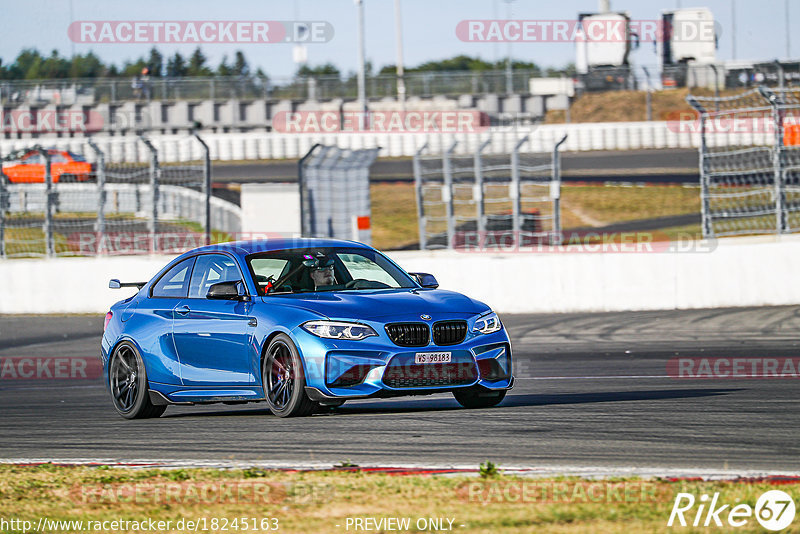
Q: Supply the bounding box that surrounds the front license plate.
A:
[415,352,452,364]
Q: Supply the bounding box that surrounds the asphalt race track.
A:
[212,148,699,184]
[1,307,799,472]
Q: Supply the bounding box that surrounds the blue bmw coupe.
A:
[102,238,514,418]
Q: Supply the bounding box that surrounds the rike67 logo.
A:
[668,490,796,531]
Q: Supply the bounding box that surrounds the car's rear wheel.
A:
[262,334,317,417]
[453,386,507,409]
[109,342,166,419]
[59,173,76,183]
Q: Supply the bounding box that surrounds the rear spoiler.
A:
[109,279,146,290]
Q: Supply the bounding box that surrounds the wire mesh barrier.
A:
[0,137,241,258]
[0,70,544,107]
[413,135,567,250]
[688,87,800,237]
[298,145,380,244]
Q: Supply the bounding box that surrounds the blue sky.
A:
[0,0,794,78]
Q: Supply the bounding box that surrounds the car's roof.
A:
[182,238,373,258]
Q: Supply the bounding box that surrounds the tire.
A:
[109,342,166,419]
[453,386,507,409]
[262,334,317,417]
[59,173,76,183]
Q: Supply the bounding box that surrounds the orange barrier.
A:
[785,124,800,146]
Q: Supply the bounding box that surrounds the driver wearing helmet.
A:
[309,258,336,289]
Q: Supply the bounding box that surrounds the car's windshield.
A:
[247,247,416,295]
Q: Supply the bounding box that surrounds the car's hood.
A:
[261,288,490,321]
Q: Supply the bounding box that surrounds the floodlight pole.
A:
[504,0,515,94]
[355,0,368,129]
[394,0,406,109]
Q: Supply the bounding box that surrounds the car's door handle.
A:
[175,305,191,316]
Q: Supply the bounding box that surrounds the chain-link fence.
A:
[0,136,241,257]
[413,134,567,250]
[3,61,799,109]
[298,144,379,244]
[688,87,800,237]
[0,70,545,106]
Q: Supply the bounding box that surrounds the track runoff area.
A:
[1,306,799,531]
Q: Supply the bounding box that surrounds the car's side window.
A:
[151,257,196,298]
[189,254,243,299]
[250,258,290,293]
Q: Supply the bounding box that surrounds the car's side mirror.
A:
[409,272,439,289]
[109,279,146,289]
[207,281,248,301]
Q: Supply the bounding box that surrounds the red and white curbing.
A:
[1,458,799,482]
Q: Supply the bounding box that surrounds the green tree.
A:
[233,51,249,76]
[36,50,71,79]
[8,49,44,79]
[166,52,188,77]
[146,48,163,77]
[187,47,212,76]
[68,52,106,78]
[217,55,233,76]
[121,57,148,77]
[296,62,340,77]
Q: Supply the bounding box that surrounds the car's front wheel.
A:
[109,342,166,419]
[262,334,317,417]
[453,386,506,409]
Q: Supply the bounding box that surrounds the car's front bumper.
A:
[305,376,515,403]
[291,322,514,400]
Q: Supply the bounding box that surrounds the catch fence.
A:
[0,135,241,257]
[688,87,800,237]
[413,134,567,250]
[298,145,379,244]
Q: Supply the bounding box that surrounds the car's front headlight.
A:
[302,321,378,341]
[473,312,502,335]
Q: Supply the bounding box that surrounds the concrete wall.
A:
[1,234,799,315]
[389,235,800,314]
[0,93,565,139]
[240,184,301,235]
[0,121,712,164]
